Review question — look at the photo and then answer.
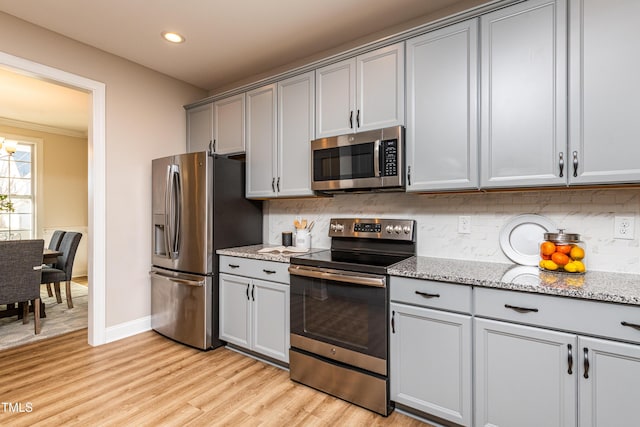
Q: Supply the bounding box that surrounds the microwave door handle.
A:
[373,140,381,177]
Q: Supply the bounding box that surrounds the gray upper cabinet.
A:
[406,19,479,192]
[480,0,567,188]
[246,72,315,199]
[246,84,277,198]
[316,42,404,138]
[213,93,245,155]
[186,94,245,155]
[277,71,315,197]
[568,0,640,184]
[186,103,213,153]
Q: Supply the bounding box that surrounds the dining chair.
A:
[41,232,82,309]
[44,230,66,297]
[0,239,45,334]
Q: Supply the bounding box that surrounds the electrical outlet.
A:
[614,216,635,240]
[458,216,471,234]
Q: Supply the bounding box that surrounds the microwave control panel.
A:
[382,139,398,176]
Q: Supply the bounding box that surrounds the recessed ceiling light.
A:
[162,31,185,44]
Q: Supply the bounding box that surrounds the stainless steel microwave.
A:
[311,126,404,192]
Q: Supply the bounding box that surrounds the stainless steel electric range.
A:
[288,218,416,416]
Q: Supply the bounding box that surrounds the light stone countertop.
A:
[217,244,328,264]
[217,246,640,307]
[389,256,640,307]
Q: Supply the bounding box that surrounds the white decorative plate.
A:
[499,214,556,266]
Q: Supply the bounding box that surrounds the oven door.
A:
[288,265,388,375]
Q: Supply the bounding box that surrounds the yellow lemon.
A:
[539,260,546,268]
[573,260,586,273]
[543,260,559,271]
[570,246,585,260]
[564,262,578,273]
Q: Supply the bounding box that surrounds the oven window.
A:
[290,274,387,360]
[313,142,375,181]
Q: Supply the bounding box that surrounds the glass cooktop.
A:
[290,249,413,275]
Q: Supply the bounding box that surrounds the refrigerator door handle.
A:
[149,270,206,287]
[166,164,181,259]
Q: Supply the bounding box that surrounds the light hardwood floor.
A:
[0,330,431,426]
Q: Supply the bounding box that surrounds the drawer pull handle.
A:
[263,269,276,274]
[505,304,539,313]
[251,284,255,301]
[583,347,590,379]
[246,284,250,301]
[415,290,440,299]
[228,264,240,269]
[621,321,640,331]
[567,344,573,375]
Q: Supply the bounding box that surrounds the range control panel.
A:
[329,218,415,241]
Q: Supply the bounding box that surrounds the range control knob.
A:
[334,223,344,232]
[330,223,337,231]
[393,225,402,234]
[403,225,412,234]
[385,225,394,234]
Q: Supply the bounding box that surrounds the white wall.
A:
[0,12,207,328]
[265,188,640,274]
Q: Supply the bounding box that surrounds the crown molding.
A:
[0,116,87,139]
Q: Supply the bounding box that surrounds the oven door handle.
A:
[288,265,386,288]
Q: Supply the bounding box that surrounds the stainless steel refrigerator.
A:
[150,151,262,349]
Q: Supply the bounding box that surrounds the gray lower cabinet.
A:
[475,286,640,427]
[389,277,472,426]
[219,256,290,363]
[475,318,577,427]
[480,0,567,188]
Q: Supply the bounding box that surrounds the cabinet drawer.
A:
[390,277,472,314]
[475,287,640,345]
[219,255,289,284]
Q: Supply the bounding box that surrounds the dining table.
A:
[0,248,62,320]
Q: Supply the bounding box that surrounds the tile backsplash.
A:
[265,188,640,274]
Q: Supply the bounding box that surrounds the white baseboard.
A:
[105,315,151,344]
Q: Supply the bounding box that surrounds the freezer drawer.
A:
[150,267,212,349]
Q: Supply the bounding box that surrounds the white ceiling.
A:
[0,0,473,134]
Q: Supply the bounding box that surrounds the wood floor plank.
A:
[0,329,433,426]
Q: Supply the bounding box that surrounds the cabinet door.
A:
[480,0,567,188]
[579,336,640,427]
[568,0,640,184]
[186,103,213,153]
[213,93,245,155]
[475,318,577,427]
[246,84,277,198]
[252,279,290,363]
[315,58,356,138]
[219,273,251,348]
[406,20,478,192]
[356,42,405,132]
[390,303,472,426]
[277,71,315,197]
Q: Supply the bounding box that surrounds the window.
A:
[0,141,34,240]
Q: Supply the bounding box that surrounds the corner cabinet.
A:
[315,42,404,138]
[219,256,290,363]
[186,94,245,155]
[405,19,479,192]
[568,0,640,184]
[390,277,473,426]
[480,0,567,188]
[246,72,315,199]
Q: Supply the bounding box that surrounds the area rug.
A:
[0,281,88,351]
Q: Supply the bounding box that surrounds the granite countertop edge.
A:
[217,246,640,307]
[389,256,640,307]
[217,244,327,264]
